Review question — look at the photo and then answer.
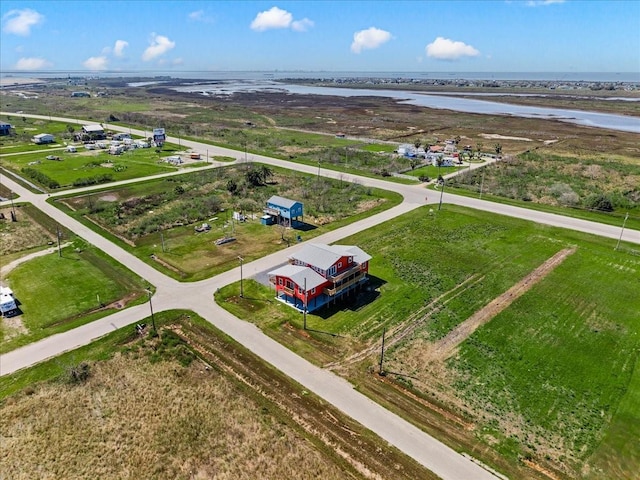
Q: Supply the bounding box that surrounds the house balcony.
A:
[281,286,295,296]
[323,272,366,296]
[327,264,363,282]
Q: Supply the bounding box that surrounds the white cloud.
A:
[142,34,176,61]
[172,57,184,66]
[189,10,204,21]
[83,56,108,70]
[113,40,129,57]
[251,6,292,31]
[14,57,52,70]
[2,8,44,36]
[350,27,392,54]
[526,0,565,6]
[188,10,214,23]
[426,37,479,60]
[291,18,314,32]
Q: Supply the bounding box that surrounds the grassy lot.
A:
[404,164,462,180]
[1,143,184,190]
[447,152,640,220]
[1,241,147,353]
[0,310,433,480]
[0,203,56,260]
[216,204,640,479]
[55,164,402,281]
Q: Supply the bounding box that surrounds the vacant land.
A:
[1,243,147,352]
[0,204,56,261]
[0,311,433,480]
[447,152,640,219]
[57,164,400,280]
[217,205,640,479]
[0,203,147,352]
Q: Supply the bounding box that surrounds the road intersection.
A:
[1,113,638,479]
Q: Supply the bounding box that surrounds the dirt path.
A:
[0,243,72,277]
[431,247,576,360]
[326,274,484,371]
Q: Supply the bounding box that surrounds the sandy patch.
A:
[99,194,118,202]
[543,139,559,145]
[480,133,532,142]
[1,314,28,339]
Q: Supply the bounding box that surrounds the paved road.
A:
[1,112,639,479]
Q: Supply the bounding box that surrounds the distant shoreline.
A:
[1,71,639,84]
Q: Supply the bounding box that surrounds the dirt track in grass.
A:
[431,246,577,360]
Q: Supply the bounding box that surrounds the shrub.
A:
[584,194,614,212]
[67,362,91,384]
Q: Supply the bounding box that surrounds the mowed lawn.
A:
[1,145,181,189]
[217,204,640,477]
[2,246,146,352]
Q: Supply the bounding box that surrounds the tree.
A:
[436,156,444,176]
[245,169,262,186]
[258,165,273,184]
[476,142,484,159]
[226,179,238,195]
[494,143,502,156]
[414,140,421,150]
[409,157,421,170]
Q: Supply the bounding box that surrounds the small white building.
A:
[66,145,77,153]
[165,155,183,165]
[0,286,17,316]
[109,145,125,155]
[32,133,55,144]
[82,124,105,138]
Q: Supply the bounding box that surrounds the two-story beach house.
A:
[268,243,371,312]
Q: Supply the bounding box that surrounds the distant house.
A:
[71,91,91,98]
[0,122,12,136]
[66,145,77,153]
[268,243,371,312]
[264,195,303,227]
[82,124,105,139]
[397,143,416,157]
[32,133,55,144]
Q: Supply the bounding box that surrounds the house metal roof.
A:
[335,245,372,264]
[83,124,104,132]
[291,243,371,271]
[268,264,327,290]
[267,195,300,209]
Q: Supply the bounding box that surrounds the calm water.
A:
[174,81,640,134]
[4,70,639,83]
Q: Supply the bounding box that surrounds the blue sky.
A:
[1,1,639,73]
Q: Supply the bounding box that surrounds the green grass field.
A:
[1,243,147,353]
[216,204,640,478]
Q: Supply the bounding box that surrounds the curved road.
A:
[1,112,639,479]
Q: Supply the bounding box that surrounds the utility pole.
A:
[147,289,157,334]
[238,256,244,298]
[303,277,307,330]
[56,225,62,257]
[479,169,485,199]
[9,192,16,221]
[317,161,321,183]
[438,178,445,211]
[160,231,166,253]
[615,212,629,251]
[378,327,386,375]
